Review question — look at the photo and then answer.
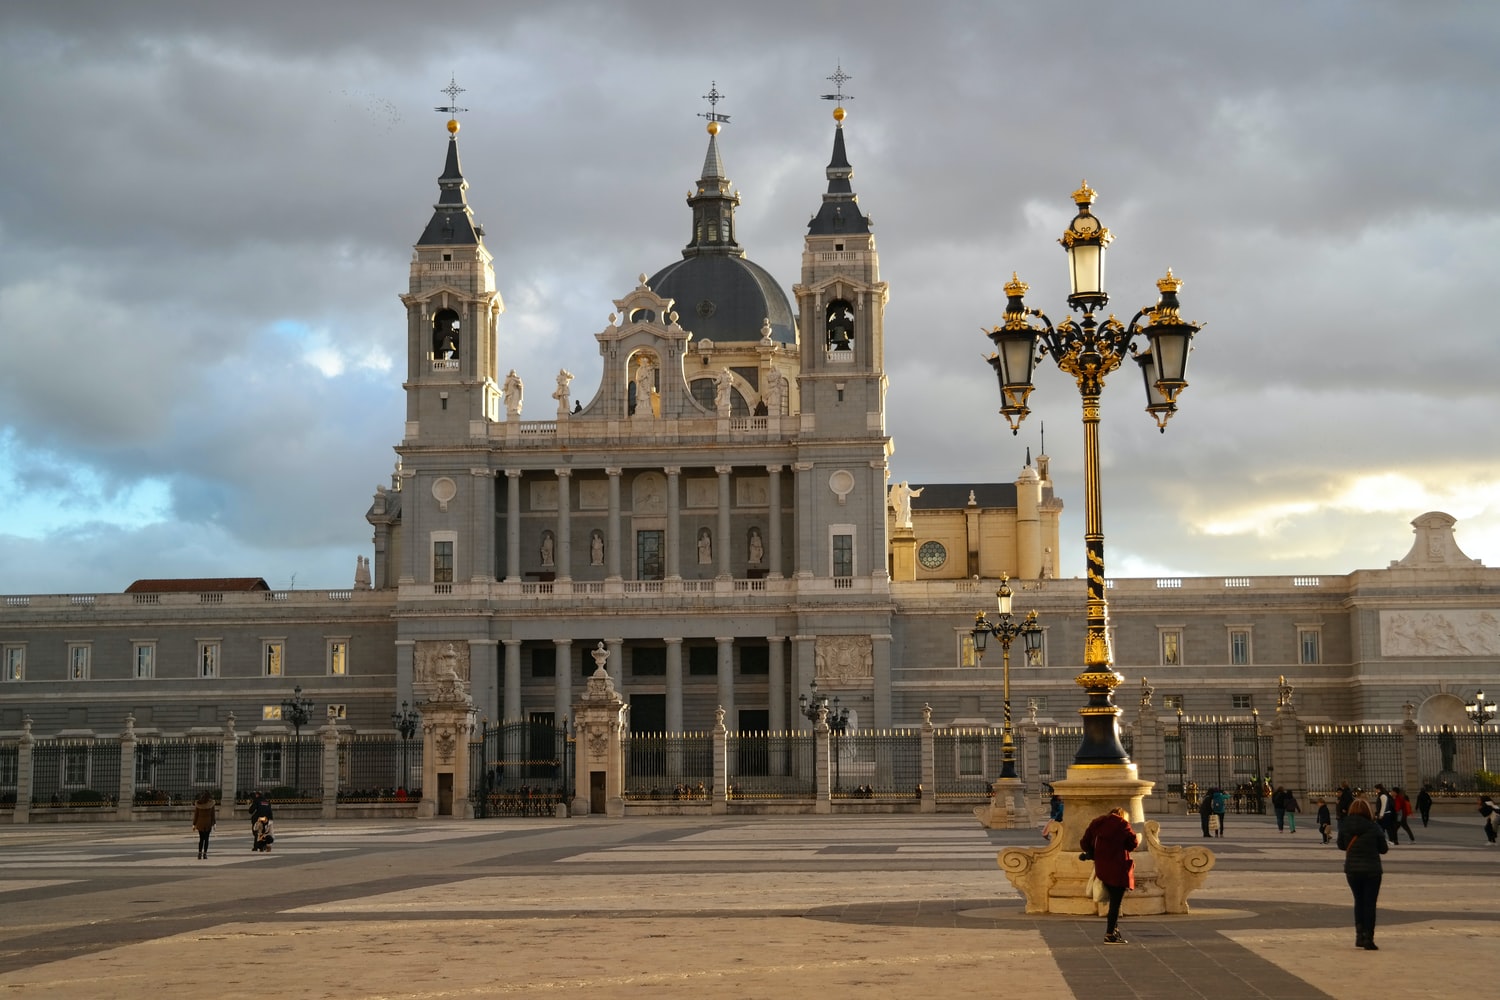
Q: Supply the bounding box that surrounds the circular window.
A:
[918,541,947,570]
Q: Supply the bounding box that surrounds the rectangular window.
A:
[68,644,91,680]
[1231,693,1254,711]
[328,639,348,676]
[198,641,221,678]
[688,646,718,676]
[326,704,347,721]
[262,705,283,722]
[632,647,666,677]
[433,540,454,583]
[1163,694,1184,711]
[64,747,89,787]
[192,744,218,786]
[531,647,557,679]
[739,646,769,676]
[258,743,283,785]
[263,641,284,677]
[1027,696,1049,715]
[1229,629,1250,666]
[134,643,156,679]
[1299,628,1321,665]
[832,533,854,577]
[2,645,23,681]
[1160,629,1182,666]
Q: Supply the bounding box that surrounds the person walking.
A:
[1199,787,1215,838]
[1393,787,1415,843]
[1480,795,1499,845]
[1338,797,1388,950]
[1373,784,1398,847]
[1316,798,1333,843]
[1081,807,1139,945]
[248,793,274,852]
[1284,789,1300,833]
[1211,786,1228,837]
[191,791,216,860]
[1337,782,1354,820]
[1272,785,1288,832]
[1042,792,1064,841]
[1416,784,1434,827]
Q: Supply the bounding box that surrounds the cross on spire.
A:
[435,75,468,117]
[699,81,731,126]
[821,64,853,106]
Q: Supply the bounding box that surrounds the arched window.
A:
[826,300,855,351]
[432,309,460,359]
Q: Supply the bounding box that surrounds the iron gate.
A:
[1170,716,1269,813]
[470,719,573,816]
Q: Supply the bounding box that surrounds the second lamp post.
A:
[971,576,1043,779]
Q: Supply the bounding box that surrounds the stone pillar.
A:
[502,639,522,722]
[1400,715,1420,797]
[470,468,495,582]
[716,465,733,579]
[766,465,783,579]
[711,706,728,816]
[14,717,33,824]
[572,643,626,818]
[606,467,622,580]
[470,639,499,724]
[321,722,340,819]
[792,462,814,578]
[665,466,681,580]
[1133,695,1165,815]
[871,633,892,727]
[118,714,137,820]
[665,638,684,733]
[767,636,786,733]
[716,636,735,727]
[920,704,936,814]
[220,714,239,809]
[1017,715,1042,807]
[889,526,916,582]
[792,635,816,730]
[417,670,476,819]
[395,640,416,708]
[813,708,832,814]
[606,638,624,691]
[553,638,573,727]
[1273,694,1308,802]
[554,469,572,582]
[505,470,522,582]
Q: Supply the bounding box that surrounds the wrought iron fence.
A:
[830,729,922,800]
[234,735,323,804]
[0,741,18,808]
[726,731,814,799]
[622,731,714,800]
[1303,725,1405,798]
[1416,725,1500,794]
[337,734,423,802]
[1036,726,1083,787]
[470,720,572,816]
[132,738,221,806]
[933,728,1008,799]
[30,738,121,808]
[1173,716,1269,812]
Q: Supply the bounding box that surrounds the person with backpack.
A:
[1211,786,1228,837]
[1272,786,1288,831]
[1392,787,1415,843]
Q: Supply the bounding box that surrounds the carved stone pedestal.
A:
[417,670,476,819]
[998,763,1214,914]
[974,776,1032,829]
[572,644,626,818]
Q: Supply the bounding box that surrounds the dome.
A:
[647,255,796,345]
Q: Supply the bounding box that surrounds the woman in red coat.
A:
[1081,807,1140,944]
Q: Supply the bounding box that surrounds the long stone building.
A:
[2,98,1496,751]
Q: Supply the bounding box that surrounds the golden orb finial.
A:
[1072,179,1097,206]
[447,119,460,135]
[1157,267,1183,293]
[707,120,720,136]
[1004,271,1030,298]
[832,105,846,123]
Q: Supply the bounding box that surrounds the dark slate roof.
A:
[416,135,480,247]
[909,483,1019,510]
[808,124,870,237]
[125,578,270,594]
[648,255,797,345]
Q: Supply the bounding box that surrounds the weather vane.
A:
[821,64,853,107]
[435,75,468,118]
[699,81,730,129]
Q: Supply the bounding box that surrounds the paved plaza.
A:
[0,809,1494,998]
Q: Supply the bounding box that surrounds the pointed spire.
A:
[680,82,743,259]
[418,80,481,247]
[809,66,870,237]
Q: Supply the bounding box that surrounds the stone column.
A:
[792,635,816,730]
[14,717,33,824]
[553,638,574,727]
[505,470,522,582]
[665,638,684,733]
[220,714,239,810]
[554,469,572,582]
[716,636,735,728]
[502,639,522,722]
[767,636,786,733]
[470,468,495,582]
[606,638,624,691]
[813,708,832,814]
[920,704,936,814]
[766,465,783,579]
[321,722,340,819]
[117,714,137,820]
[1400,714,1420,797]
[871,633,892,727]
[716,464,733,580]
[606,467,622,580]
[792,462,814,578]
[665,466,681,580]
[395,640,415,708]
[470,639,499,724]
[712,707,728,816]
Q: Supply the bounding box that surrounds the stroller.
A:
[252,816,275,852]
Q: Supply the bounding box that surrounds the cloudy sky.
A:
[1,1,1495,594]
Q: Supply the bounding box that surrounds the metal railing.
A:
[132,739,222,806]
[30,739,121,808]
[234,736,323,804]
[726,731,814,799]
[830,729,922,799]
[337,734,423,802]
[933,728,1009,799]
[622,731,714,800]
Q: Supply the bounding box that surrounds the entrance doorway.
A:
[589,771,606,814]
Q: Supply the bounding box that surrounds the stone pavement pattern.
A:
[0,813,1494,999]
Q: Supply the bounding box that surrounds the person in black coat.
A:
[1337,797,1388,950]
[248,793,274,852]
[1415,785,1434,827]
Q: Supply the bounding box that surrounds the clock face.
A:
[918,540,948,570]
[1073,214,1100,236]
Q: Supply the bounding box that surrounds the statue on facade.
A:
[503,369,524,416]
[540,530,555,568]
[553,369,574,416]
[763,367,783,414]
[590,530,605,566]
[698,528,713,565]
[747,527,764,565]
[714,369,734,416]
[634,356,656,417]
[354,554,372,591]
[888,481,923,529]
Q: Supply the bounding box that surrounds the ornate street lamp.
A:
[1467,689,1497,727]
[983,182,1204,766]
[970,575,1043,779]
[800,678,850,791]
[391,700,420,792]
[282,685,314,794]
